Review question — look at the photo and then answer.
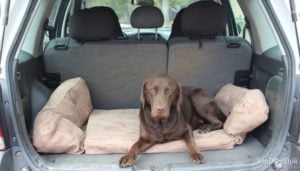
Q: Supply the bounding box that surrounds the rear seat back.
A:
[44,6,167,109]
[168,1,252,95]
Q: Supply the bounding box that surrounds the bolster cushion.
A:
[215,84,269,135]
[33,77,93,154]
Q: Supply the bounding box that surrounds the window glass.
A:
[48,0,62,27]
[230,0,253,44]
[82,0,199,32]
[293,0,300,46]
[64,0,76,36]
[44,0,62,45]
[230,0,246,37]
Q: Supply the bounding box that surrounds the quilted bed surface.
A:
[84,109,244,154]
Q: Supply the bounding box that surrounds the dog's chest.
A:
[157,132,183,143]
[143,123,186,143]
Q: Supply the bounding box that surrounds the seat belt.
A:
[233,17,255,88]
[243,16,255,88]
[243,16,254,46]
[242,17,250,40]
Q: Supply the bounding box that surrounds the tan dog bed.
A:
[84,109,245,154]
[33,78,269,154]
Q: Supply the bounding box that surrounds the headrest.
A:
[169,8,186,39]
[69,7,123,41]
[130,5,164,28]
[181,1,227,38]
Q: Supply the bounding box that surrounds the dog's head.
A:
[140,74,182,124]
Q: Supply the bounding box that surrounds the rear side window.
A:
[43,0,62,45]
[230,0,251,42]
[48,0,62,27]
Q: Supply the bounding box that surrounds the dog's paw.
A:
[198,125,212,134]
[191,153,204,164]
[119,155,136,168]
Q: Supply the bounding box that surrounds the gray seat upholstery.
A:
[44,7,167,109]
[168,1,252,95]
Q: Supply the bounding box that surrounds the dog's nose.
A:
[156,107,165,113]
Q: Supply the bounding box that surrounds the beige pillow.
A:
[33,77,93,154]
[215,84,269,135]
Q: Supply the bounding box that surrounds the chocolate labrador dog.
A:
[119,74,224,167]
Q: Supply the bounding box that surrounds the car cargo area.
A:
[40,136,264,170]
[9,0,292,170]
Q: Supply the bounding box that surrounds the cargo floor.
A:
[40,135,264,171]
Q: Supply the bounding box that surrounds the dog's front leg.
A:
[183,125,204,164]
[119,137,154,167]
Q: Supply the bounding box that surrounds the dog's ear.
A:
[140,81,146,108]
[176,83,183,112]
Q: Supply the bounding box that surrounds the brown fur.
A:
[119,74,224,167]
